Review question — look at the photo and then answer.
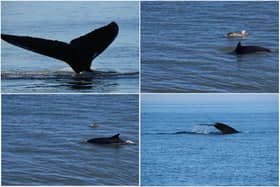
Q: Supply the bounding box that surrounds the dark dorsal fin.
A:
[111,133,120,139]
[214,122,239,134]
[234,42,242,53]
[1,21,119,73]
[237,41,241,47]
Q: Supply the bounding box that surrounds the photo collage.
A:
[1,1,278,186]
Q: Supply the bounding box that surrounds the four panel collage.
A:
[1,1,278,186]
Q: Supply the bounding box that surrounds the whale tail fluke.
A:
[214,122,239,134]
[1,21,119,73]
[1,33,70,61]
[198,122,239,134]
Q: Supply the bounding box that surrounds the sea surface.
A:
[1,2,139,93]
[141,94,278,185]
[2,95,139,185]
[141,2,278,93]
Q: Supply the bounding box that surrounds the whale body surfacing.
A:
[234,42,271,54]
[1,22,119,74]
[86,134,134,145]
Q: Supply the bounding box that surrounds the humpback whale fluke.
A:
[86,133,135,145]
[213,122,239,134]
[234,42,271,54]
[198,122,239,134]
[1,21,119,73]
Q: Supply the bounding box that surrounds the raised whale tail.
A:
[1,21,119,73]
[213,122,239,134]
[199,122,239,134]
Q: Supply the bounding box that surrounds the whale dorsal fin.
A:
[111,133,120,139]
[234,42,242,52]
[236,41,242,48]
[1,22,119,73]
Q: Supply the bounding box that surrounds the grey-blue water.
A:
[141,1,278,93]
[2,95,139,185]
[141,94,278,185]
[1,1,139,93]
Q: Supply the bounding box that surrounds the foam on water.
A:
[191,125,211,134]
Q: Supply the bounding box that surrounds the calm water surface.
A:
[141,2,278,92]
[2,1,139,93]
[2,95,139,185]
[141,94,278,185]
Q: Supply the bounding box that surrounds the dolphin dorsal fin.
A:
[238,41,242,47]
[234,42,242,52]
[111,133,120,138]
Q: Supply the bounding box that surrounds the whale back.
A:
[87,133,124,144]
[234,42,271,54]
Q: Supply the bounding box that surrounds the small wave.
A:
[1,71,71,80]
[93,70,139,76]
[1,70,139,80]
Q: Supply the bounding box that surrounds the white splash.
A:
[72,71,94,79]
[191,125,210,134]
[125,140,136,144]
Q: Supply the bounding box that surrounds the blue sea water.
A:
[1,1,139,93]
[2,95,139,185]
[141,94,278,185]
[141,1,278,93]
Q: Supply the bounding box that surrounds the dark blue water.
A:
[2,2,139,93]
[141,1,278,93]
[141,94,278,185]
[2,95,139,185]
